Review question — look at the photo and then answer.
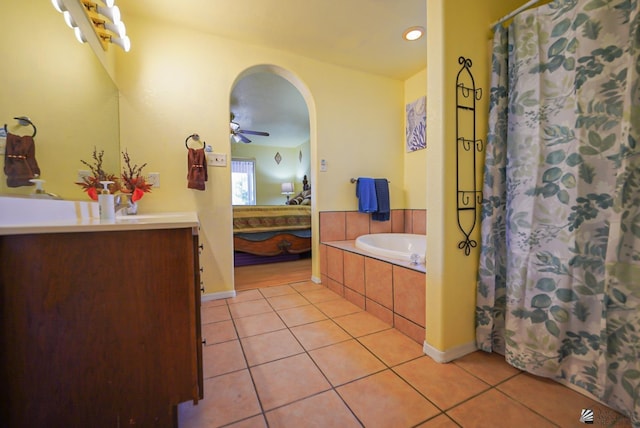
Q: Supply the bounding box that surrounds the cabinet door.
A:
[0,228,201,426]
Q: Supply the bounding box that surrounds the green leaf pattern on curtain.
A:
[477,0,640,423]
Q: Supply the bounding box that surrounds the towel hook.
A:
[185,133,205,149]
[3,116,37,137]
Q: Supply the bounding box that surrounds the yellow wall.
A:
[404,68,427,209]
[4,0,549,357]
[425,0,533,355]
[0,0,119,199]
[231,142,310,204]
[115,15,405,294]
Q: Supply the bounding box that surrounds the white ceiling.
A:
[118,0,427,147]
[230,73,309,148]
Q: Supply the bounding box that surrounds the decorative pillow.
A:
[287,188,311,205]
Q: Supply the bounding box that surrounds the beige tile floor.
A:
[180,275,632,427]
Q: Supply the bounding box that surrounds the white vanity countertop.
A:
[0,212,199,236]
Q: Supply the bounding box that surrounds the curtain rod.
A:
[489,0,544,28]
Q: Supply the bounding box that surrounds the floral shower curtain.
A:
[477,0,640,423]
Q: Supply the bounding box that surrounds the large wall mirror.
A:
[230,71,310,206]
[0,0,119,200]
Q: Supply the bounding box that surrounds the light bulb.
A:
[111,35,131,52]
[51,0,66,13]
[74,27,87,43]
[97,5,121,24]
[105,21,126,38]
[403,26,425,41]
[63,11,77,28]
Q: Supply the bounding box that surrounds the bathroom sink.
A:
[0,196,98,225]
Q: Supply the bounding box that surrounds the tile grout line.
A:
[258,283,367,427]
[223,297,270,426]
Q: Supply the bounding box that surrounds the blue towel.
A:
[372,179,390,221]
[355,177,377,213]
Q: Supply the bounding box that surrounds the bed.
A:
[233,201,312,264]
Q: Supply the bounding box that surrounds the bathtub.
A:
[355,233,426,264]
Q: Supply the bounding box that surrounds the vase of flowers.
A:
[76,147,120,200]
[119,150,152,208]
[77,148,152,215]
[117,193,139,215]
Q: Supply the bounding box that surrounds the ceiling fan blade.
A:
[237,133,252,143]
[239,129,270,136]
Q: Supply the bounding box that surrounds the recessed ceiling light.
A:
[403,26,425,41]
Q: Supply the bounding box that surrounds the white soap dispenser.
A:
[29,179,47,198]
[98,181,115,221]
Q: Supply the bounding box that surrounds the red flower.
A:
[87,187,98,201]
[131,187,145,202]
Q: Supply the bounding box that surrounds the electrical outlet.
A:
[208,153,227,167]
[148,172,160,188]
[77,169,91,182]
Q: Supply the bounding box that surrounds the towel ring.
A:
[185,133,205,149]
[4,116,37,137]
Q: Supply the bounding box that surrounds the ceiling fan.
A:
[229,112,270,143]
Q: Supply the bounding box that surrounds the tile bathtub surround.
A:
[319,209,426,242]
[180,280,632,428]
[320,242,426,344]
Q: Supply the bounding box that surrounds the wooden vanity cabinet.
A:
[0,226,203,427]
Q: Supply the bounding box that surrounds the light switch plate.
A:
[148,172,160,188]
[208,153,227,167]
[77,169,91,182]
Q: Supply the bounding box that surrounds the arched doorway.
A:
[229,65,315,290]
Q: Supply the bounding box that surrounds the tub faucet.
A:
[410,253,423,265]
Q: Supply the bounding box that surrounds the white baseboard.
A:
[423,340,477,363]
[202,290,236,301]
[311,276,322,284]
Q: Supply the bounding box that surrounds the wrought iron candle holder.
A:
[455,57,484,256]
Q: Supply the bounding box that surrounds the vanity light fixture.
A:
[51,0,130,51]
[79,0,131,52]
[402,26,425,41]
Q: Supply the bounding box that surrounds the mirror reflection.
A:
[0,1,119,200]
[230,72,310,206]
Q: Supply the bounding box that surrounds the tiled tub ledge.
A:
[324,240,426,273]
[319,240,426,344]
